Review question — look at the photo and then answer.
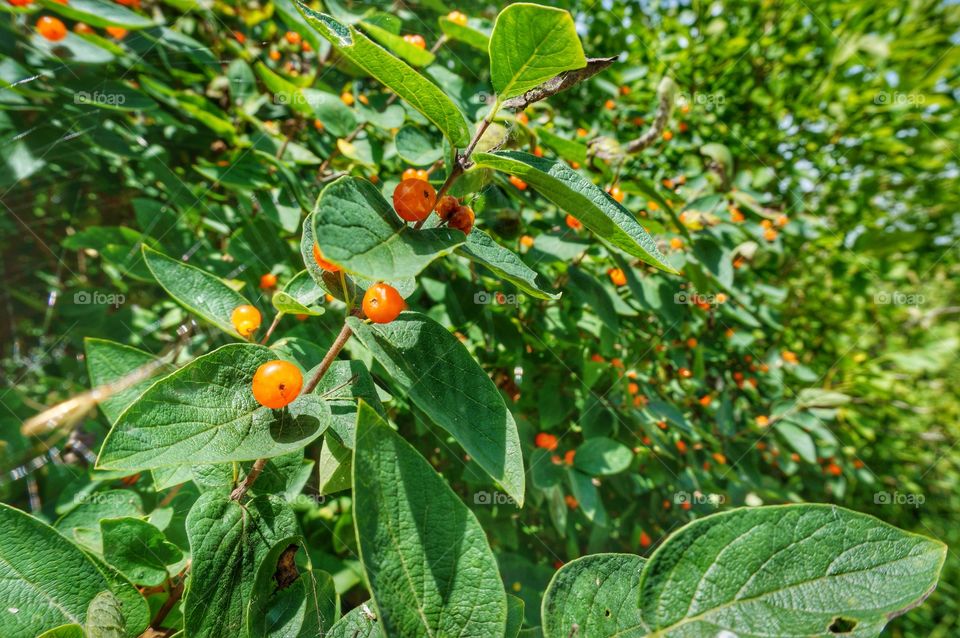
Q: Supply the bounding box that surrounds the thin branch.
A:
[623,76,677,154]
[502,57,618,111]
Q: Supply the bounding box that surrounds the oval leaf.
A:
[459,229,560,300]
[353,403,508,637]
[96,344,330,470]
[348,313,525,505]
[296,6,470,146]
[638,504,947,636]
[473,151,676,272]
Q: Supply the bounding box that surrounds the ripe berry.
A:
[678,367,692,379]
[698,395,712,407]
[712,452,727,465]
[764,228,778,241]
[516,112,529,126]
[534,432,558,451]
[627,382,639,395]
[576,128,588,137]
[564,495,578,509]
[729,208,745,223]
[313,119,324,131]
[564,449,576,465]
[756,415,770,427]
[448,205,475,235]
[402,167,429,181]
[252,360,303,409]
[776,214,789,227]
[670,237,683,250]
[37,16,67,41]
[662,130,673,141]
[608,268,627,287]
[619,86,630,96]
[519,235,534,248]
[435,195,459,220]
[676,440,688,454]
[9,0,33,6]
[340,92,354,106]
[639,531,651,548]
[403,34,426,49]
[509,175,527,191]
[604,99,615,110]
[312,244,340,272]
[686,337,697,348]
[74,22,95,35]
[607,185,625,203]
[565,214,582,231]
[362,282,405,324]
[260,273,277,290]
[782,349,798,364]
[285,31,300,45]
[105,26,127,39]
[393,178,436,222]
[447,10,468,25]
[533,146,543,157]
[231,304,262,337]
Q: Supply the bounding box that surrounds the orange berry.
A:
[678,367,692,379]
[755,415,770,427]
[761,219,773,230]
[533,146,543,157]
[826,463,842,476]
[269,49,281,61]
[608,268,627,287]
[590,354,604,363]
[313,119,325,131]
[565,214,582,231]
[619,85,630,96]
[233,30,246,43]
[340,92,354,106]
[252,360,303,409]
[576,128,588,137]
[295,314,309,321]
[607,185,625,203]
[698,395,712,407]
[670,237,683,250]
[564,449,576,465]
[570,161,581,169]
[729,207,745,223]
[516,112,529,126]
[302,41,312,52]
[647,200,659,212]
[519,235,534,248]
[764,228,779,241]
[715,293,728,304]
[662,130,673,141]
[676,440,687,454]
[680,103,690,114]
[610,358,623,369]
[37,16,67,41]
[782,350,798,364]
[285,31,301,45]
[259,273,278,290]
[74,22,95,35]
[712,452,727,465]
[639,530,651,548]
[776,214,789,227]
[393,178,437,222]
[662,178,675,189]
[231,304,262,337]
[535,432,558,451]
[447,10,468,25]
[448,205,475,235]
[686,337,698,348]
[854,459,865,469]
[565,495,578,509]
[403,34,426,49]
[681,501,692,511]
[657,420,668,430]
[509,175,527,191]
[362,282,405,324]
[790,453,801,462]
[312,244,340,272]
[678,122,688,133]
[435,195,459,220]
[9,0,33,6]
[627,382,639,395]
[604,99,616,110]
[662,499,671,510]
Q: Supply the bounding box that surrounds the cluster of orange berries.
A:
[391,177,474,234]
[534,433,577,467]
[33,13,128,41]
[402,34,426,49]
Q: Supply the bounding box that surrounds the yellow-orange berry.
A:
[764,228,778,241]
[252,360,303,409]
[447,10,468,25]
[37,16,67,41]
[105,25,127,39]
[260,273,278,290]
[608,268,627,287]
[516,112,529,126]
[756,415,770,427]
[313,119,324,131]
[520,235,534,248]
[565,214,582,231]
[362,282,405,324]
[231,304,262,337]
[605,99,616,110]
[662,130,673,141]
[608,185,625,203]
[403,34,426,49]
[285,31,301,45]
[312,244,340,272]
[340,92,354,106]
[619,85,630,96]
[509,175,527,191]
[393,178,436,222]
[670,237,683,250]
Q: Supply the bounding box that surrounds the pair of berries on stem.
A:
[312,243,405,324]
[392,177,474,234]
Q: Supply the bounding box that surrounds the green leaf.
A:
[96,344,330,470]
[100,518,183,587]
[84,591,125,638]
[353,403,509,637]
[542,554,648,638]
[38,0,153,28]
[506,595,526,638]
[55,489,143,553]
[348,313,525,504]
[438,16,490,52]
[395,125,444,165]
[361,21,436,67]
[297,6,470,146]
[311,176,464,280]
[326,606,383,638]
[573,437,634,476]
[142,246,252,339]
[473,152,675,272]
[638,504,946,636]
[85,338,169,424]
[0,504,141,638]
[459,229,560,300]
[272,271,327,316]
[775,420,818,464]
[37,625,85,638]
[184,493,299,638]
[489,3,586,101]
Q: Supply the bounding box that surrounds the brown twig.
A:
[502,57,618,111]
[149,565,189,631]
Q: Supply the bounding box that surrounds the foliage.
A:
[1,0,958,636]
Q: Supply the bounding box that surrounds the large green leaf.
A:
[473,152,676,272]
[394,125,443,166]
[184,493,299,638]
[96,344,330,471]
[38,0,153,29]
[142,246,252,339]
[84,338,169,424]
[353,403,508,637]
[311,176,464,280]
[100,517,183,587]
[0,504,141,638]
[361,21,436,67]
[488,3,586,101]
[297,6,470,146]
[573,437,634,476]
[326,606,383,638]
[348,312,525,504]
[638,504,946,636]
[542,554,648,638]
[459,229,560,300]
